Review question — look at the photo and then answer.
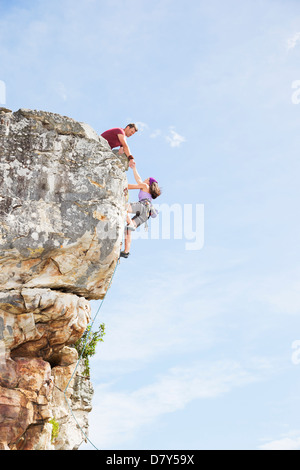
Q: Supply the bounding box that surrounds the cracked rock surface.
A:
[0,108,127,450]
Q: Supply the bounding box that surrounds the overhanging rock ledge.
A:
[0,108,128,450]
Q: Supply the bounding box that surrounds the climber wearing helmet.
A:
[120,161,161,259]
[101,124,138,168]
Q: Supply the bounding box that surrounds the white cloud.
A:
[135,121,149,132]
[165,127,186,147]
[150,129,161,139]
[90,266,228,368]
[91,254,300,375]
[259,434,300,450]
[84,360,258,449]
[253,271,300,315]
[122,124,185,147]
[287,32,300,50]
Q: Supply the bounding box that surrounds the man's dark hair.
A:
[126,123,138,132]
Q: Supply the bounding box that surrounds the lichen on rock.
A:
[0,108,127,450]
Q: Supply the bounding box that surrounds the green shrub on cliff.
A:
[74,324,105,377]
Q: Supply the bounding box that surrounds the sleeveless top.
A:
[138,190,152,202]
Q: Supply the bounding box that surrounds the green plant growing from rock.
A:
[49,418,59,443]
[74,324,105,377]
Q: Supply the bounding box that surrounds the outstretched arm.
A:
[132,162,143,184]
[128,163,148,191]
[128,183,143,190]
[118,134,135,168]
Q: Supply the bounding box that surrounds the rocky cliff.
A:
[0,108,128,450]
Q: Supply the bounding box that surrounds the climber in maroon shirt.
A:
[101,124,138,168]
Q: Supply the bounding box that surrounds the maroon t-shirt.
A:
[101,128,125,149]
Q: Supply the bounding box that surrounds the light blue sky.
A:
[1,0,300,450]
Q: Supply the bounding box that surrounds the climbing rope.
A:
[63,257,121,450]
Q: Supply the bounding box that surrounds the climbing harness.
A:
[63,258,120,451]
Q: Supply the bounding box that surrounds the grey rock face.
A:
[0,108,128,450]
[0,108,127,299]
